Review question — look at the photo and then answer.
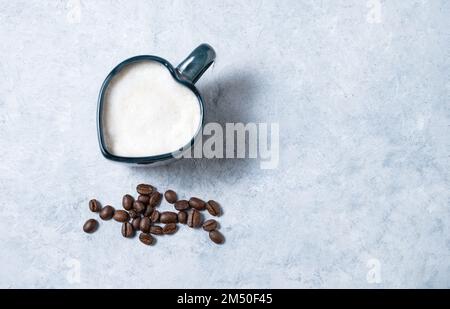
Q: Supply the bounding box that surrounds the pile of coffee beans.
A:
[83,184,225,245]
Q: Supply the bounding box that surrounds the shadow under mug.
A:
[97,44,216,165]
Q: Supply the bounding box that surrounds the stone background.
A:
[0,0,449,288]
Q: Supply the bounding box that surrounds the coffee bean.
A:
[89,199,101,212]
[150,210,160,223]
[189,197,206,210]
[139,233,153,245]
[206,200,221,216]
[121,222,134,238]
[131,217,141,231]
[137,194,150,205]
[174,200,189,211]
[128,209,139,219]
[209,230,225,244]
[140,217,151,233]
[99,205,115,220]
[113,210,129,222]
[133,201,145,214]
[177,211,188,224]
[164,190,178,204]
[122,194,134,210]
[83,219,98,233]
[187,209,202,228]
[143,205,154,217]
[150,225,163,235]
[202,219,218,231]
[149,191,162,207]
[163,223,177,235]
[136,184,153,195]
[160,211,178,224]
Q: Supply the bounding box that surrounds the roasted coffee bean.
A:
[163,223,177,235]
[136,184,153,195]
[177,211,188,224]
[150,210,160,223]
[137,194,150,205]
[209,230,225,244]
[113,210,129,222]
[99,205,115,220]
[174,200,189,211]
[121,222,134,238]
[160,211,178,224]
[149,191,162,207]
[140,217,151,233]
[202,219,218,231]
[189,197,206,210]
[164,190,178,204]
[133,201,145,214]
[150,225,163,235]
[122,194,134,210]
[206,200,221,216]
[139,233,153,245]
[143,205,154,217]
[131,217,141,231]
[187,209,202,228]
[83,219,98,233]
[89,199,101,212]
[128,209,139,219]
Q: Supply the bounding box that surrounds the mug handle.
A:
[176,44,216,84]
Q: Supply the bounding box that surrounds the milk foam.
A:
[102,61,201,157]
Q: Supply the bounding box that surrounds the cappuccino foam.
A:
[102,61,201,157]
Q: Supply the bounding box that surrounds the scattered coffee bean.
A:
[150,210,160,223]
[164,190,178,204]
[150,225,163,235]
[143,205,154,217]
[206,200,221,216]
[128,209,139,219]
[133,201,145,214]
[209,230,225,244]
[177,211,188,224]
[160,211,178,224]
[139,233,153,245]
[136,183,153,195]
[99,205,115,220]
[122,194,134,210]
[89,199,101,212]
[189,197,206,210]
[131,217,141,231]
[121,222,134,238]
[149,191,162,207]
[83,219,98,233]
[140,217,151,233]
[187,209,202,228]
[137,194,150,205]
[174,200,189,211]
[113,210,129,222]
[202,219,218,231]
[163,223,177,235]
[85,184,225,246]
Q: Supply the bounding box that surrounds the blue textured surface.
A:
[0,0,449,288]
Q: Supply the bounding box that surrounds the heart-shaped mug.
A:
[97,44,216,165]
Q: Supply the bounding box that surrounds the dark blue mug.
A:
[97,44,216,165]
